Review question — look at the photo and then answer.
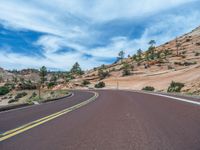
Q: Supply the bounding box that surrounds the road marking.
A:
[146,92,200,106]
[119,89,200,106]
[0,91,99,142]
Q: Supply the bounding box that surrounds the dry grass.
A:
[0,89,68,106]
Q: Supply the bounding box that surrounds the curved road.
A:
[0,90,200,150]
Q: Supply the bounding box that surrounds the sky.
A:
[0,0,200,71]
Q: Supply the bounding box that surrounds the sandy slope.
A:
[104,65,200,91]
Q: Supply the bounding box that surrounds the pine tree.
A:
[118,50,125,62]
[40,66,47,84]
[70,62,83,75]
[137,49,143,60]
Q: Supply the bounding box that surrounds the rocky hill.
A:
[0,26,200,95]
[73,26,200,94]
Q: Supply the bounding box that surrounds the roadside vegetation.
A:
[1,89,69,105]
[167,81,185,93]
[18,80,37,90]
[122,63,132,76]
[142,86,155,91]
[8,92,27,103]
[98,69,110,80]
[0,64,73,106]
[95,82,105,88]
[0,86,10,95]
[82,80,91,86]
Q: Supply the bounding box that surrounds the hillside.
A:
[0,26,200,95]
[74,26,200,94]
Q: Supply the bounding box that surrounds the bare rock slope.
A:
[78,26,200,94]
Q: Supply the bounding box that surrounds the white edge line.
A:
[114,89,200,106]
[90,89,200,106]
[148,93,200,105]
[135,91,200,106]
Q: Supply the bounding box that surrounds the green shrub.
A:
[167,81,184,93]
[30,92,37,98]
[0,86,10,95]
[164,49,172,56]
[47,82,56,89]
[184,61,197,66]
[137,62,141,66]
[196,42,200,46]
[195,52,200,56]
[122,69,131,76]
[98,69,109,80]
[15,92,27,100]
[65,73,75,80]
[111,68,116,72]
[142,86,155,91]
[122,63,131,76]
[82,80,90,86]
[186,38,191,42]
[95,82,105,88]
[181,55,186,59]
[8,99,18,103]
[174,62,182,66]
[4,83,15,90]
[181,51,187,54]
[174,61,197,66]
[18,81,37,90]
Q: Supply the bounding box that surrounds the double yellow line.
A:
[0,91,99,142]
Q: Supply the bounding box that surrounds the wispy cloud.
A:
[0,0,200,70]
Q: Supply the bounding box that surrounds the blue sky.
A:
[0,0,200,71]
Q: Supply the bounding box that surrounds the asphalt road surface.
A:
[0,90,200,150]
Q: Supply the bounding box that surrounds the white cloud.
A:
[0,49,102,70]
[0,0,200,70]
[85,10,200,58]
[0,0,196,33]
[32,0,196,22]
[35,35,65,53]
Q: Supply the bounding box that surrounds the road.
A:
[0,90,200,150]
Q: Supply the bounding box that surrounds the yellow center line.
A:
[0,91,99,142]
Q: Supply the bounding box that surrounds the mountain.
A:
[0,26,200,95]
[75,25,200,94]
